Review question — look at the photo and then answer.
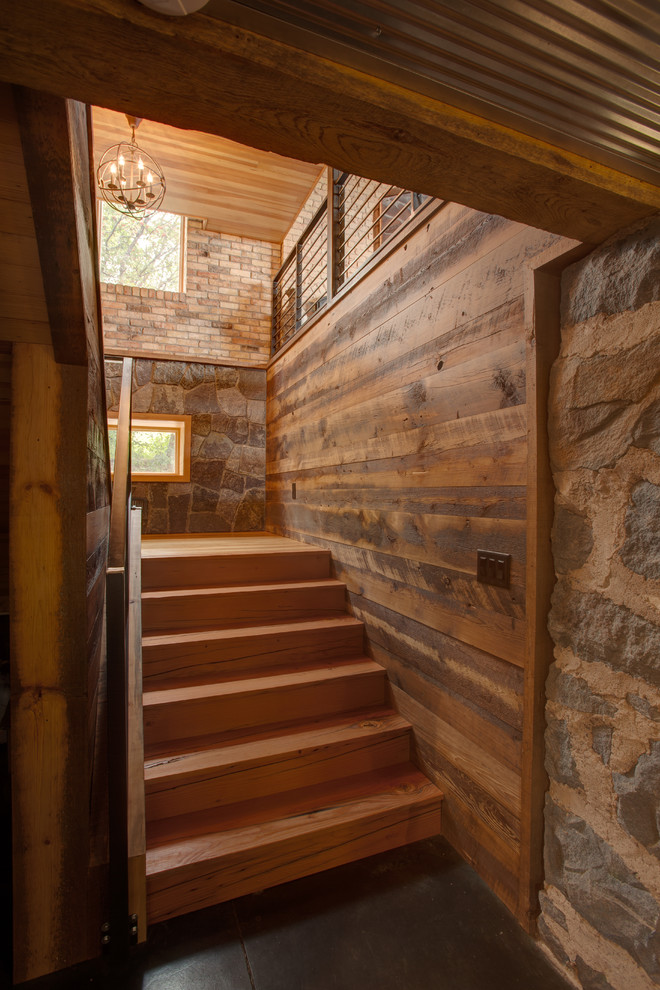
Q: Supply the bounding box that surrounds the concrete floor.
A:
[11,838,571,990]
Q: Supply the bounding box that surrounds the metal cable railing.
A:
[272,170,434,355]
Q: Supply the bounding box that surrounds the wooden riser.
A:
[142,580,347,635]
[145,708,411,823]
[146,766,443,924]
[141,535,443,932]
[142,616,365,689]
[143,661,387,749]
[142,548,330,591]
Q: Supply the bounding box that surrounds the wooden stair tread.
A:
[142,615,366,690]
[141,538,331,590]
[143,659,387,749]
[142,703,395,760]
[142,579,345,601]
[144,708,412,825]
[146,764,442,863]
[143,658,382,708]
[143,614,363,650]
[142,579,347,635]
[145,707,410,782]
[145,765,443,923]
[141,534,327,558]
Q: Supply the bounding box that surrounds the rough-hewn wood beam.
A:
[0,0,659,243]
[11,342,89,983]
[15,90,98,366]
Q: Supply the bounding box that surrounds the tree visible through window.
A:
[108,414,191,481]
[99,202,183,292]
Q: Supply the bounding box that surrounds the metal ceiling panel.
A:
[207,0,660,183]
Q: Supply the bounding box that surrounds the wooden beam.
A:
[10,342,89,983]
[9,89,110,982]
[14,89,99,366]
[517,237,585,932]
[0,84,51,347]
[0,0,659,243]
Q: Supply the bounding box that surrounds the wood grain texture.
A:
[517,242,579,931]
[142,579,347,634]
[10,343,89,983]
[0,85,50,347]
[144,708,411,822]
[92,106,322,243]
[9,89,111,982]
[143,661,386,748]
[14,89,96,366]
[142,615,364,689]
[0,1,658,242]
[0,346,10,610]
[128,508,147,943]
[266,203,561,923]
[146,765,442,924]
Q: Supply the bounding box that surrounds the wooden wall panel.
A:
[8,88,112,982]
[0,85,50,348]
[266,202,560,921]
[0,345,11,610]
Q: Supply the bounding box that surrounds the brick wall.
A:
[281,169,327,263]
[101,219,279,367]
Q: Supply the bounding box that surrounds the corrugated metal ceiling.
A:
[207,0,660,184]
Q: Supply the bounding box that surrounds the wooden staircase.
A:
[141,535,443,925]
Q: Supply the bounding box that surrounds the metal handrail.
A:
[108,357,133,568]
[105,356,136,954]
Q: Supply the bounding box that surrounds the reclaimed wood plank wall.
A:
[266,202,560,919]
[5,83,113,981]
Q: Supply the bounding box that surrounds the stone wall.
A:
[540,217,660,990]
[106,357,266,534]
[102,219,278,367]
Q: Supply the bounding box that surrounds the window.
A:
[108,414,191,482]
[373,190,429,250]
[99,202,185,292]
[272,173,436,355]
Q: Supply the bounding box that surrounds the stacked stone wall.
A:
[106,357,265,534]
[540,216,660,989]
[101,220,278,367]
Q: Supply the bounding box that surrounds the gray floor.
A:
[13,838,571,990]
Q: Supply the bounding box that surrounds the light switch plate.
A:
[476,550,511,588]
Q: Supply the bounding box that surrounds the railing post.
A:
[326,165,336,305]
[295,241,303,333]
[106,565,130,955]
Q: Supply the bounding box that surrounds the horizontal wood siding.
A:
[8,88,112,981]
[266,203,559,916]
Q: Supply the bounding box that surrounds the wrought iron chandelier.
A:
[96,115,166,220]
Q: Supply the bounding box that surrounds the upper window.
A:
[108,413,191,482]
[99,203,185,292]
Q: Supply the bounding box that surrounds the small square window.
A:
[99,203,185,292]
[108,414,191,482]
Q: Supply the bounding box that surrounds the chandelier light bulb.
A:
[96,122,166,219]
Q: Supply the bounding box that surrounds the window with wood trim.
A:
[108,413,191,482]
[98,203,186,292]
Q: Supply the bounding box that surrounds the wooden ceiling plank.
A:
[1,0,659,242]
[92,105,322,241]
